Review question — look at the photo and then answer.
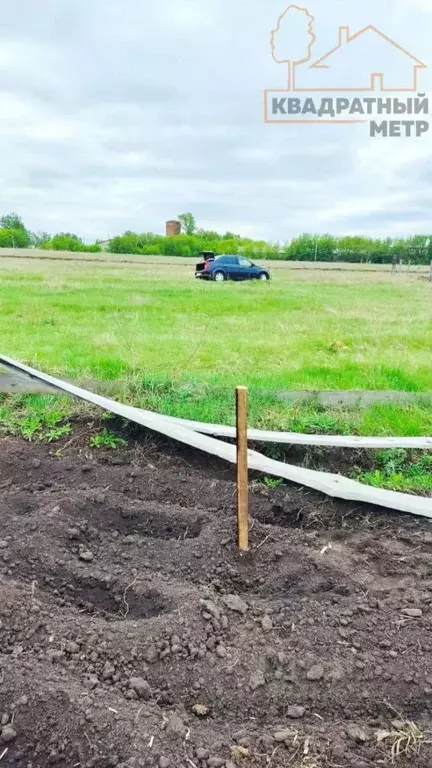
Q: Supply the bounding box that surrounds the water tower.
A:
[166,220,181,236]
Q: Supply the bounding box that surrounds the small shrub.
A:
[376,448,408,473]
[83,243,102,253]
[89,429,127,449]
[263,476,284,489]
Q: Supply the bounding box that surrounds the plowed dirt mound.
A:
[0,433,431,767]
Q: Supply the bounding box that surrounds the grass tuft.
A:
[89,428,127,450]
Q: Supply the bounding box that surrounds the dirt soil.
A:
[0,431,431,768]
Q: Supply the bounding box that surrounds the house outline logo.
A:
[265,5,428,125]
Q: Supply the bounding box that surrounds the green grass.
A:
[1,392,432,440]
[357,450,432,493]
[0,258,431,387]
[0,257,431,445]
[0,394,73,442]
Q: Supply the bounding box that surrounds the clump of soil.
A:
[0,431,431,767]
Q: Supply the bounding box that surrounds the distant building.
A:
[166,220,181,236]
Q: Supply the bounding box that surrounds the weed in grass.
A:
[288,409,355,436]
[43,424,72,442]
[377,448,409,472]
[89,428,127,450]
[357,450,432,493]
[19,413,44,441]
[263,476,284,489]
[327,339,349,353]
[0,395,72,442]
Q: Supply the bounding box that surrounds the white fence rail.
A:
[1,355,431,519]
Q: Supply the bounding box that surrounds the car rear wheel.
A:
[259,273,269,281]
[214,271,225,282]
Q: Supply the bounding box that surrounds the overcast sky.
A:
[0,0,430,241]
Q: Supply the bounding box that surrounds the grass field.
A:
[0,254,431,443]
[1,247,431,272]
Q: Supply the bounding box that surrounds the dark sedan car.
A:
[195,255,270,282]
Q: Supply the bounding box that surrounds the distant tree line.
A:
[0,212,431,264]
[0,213,101,253]
[108,231,432,264]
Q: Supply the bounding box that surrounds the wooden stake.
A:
[236,386,249,552]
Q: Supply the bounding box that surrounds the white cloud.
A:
[317,193,408,222]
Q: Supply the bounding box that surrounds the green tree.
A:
[0,228,31,248]
[0,212,27,231]
[109,232,142,254]
[43,233,85,251]
[105,229,430,264]
[178,213,196,235]
[407,235,431,265]
[0,212,31,247]
[288,234,316,261]
[317,235,337,261]
[197,229,221,241]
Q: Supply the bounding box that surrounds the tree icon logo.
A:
[270,5,316,91]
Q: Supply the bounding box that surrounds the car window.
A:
[219,256,237,265]
[239,257,252,267]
